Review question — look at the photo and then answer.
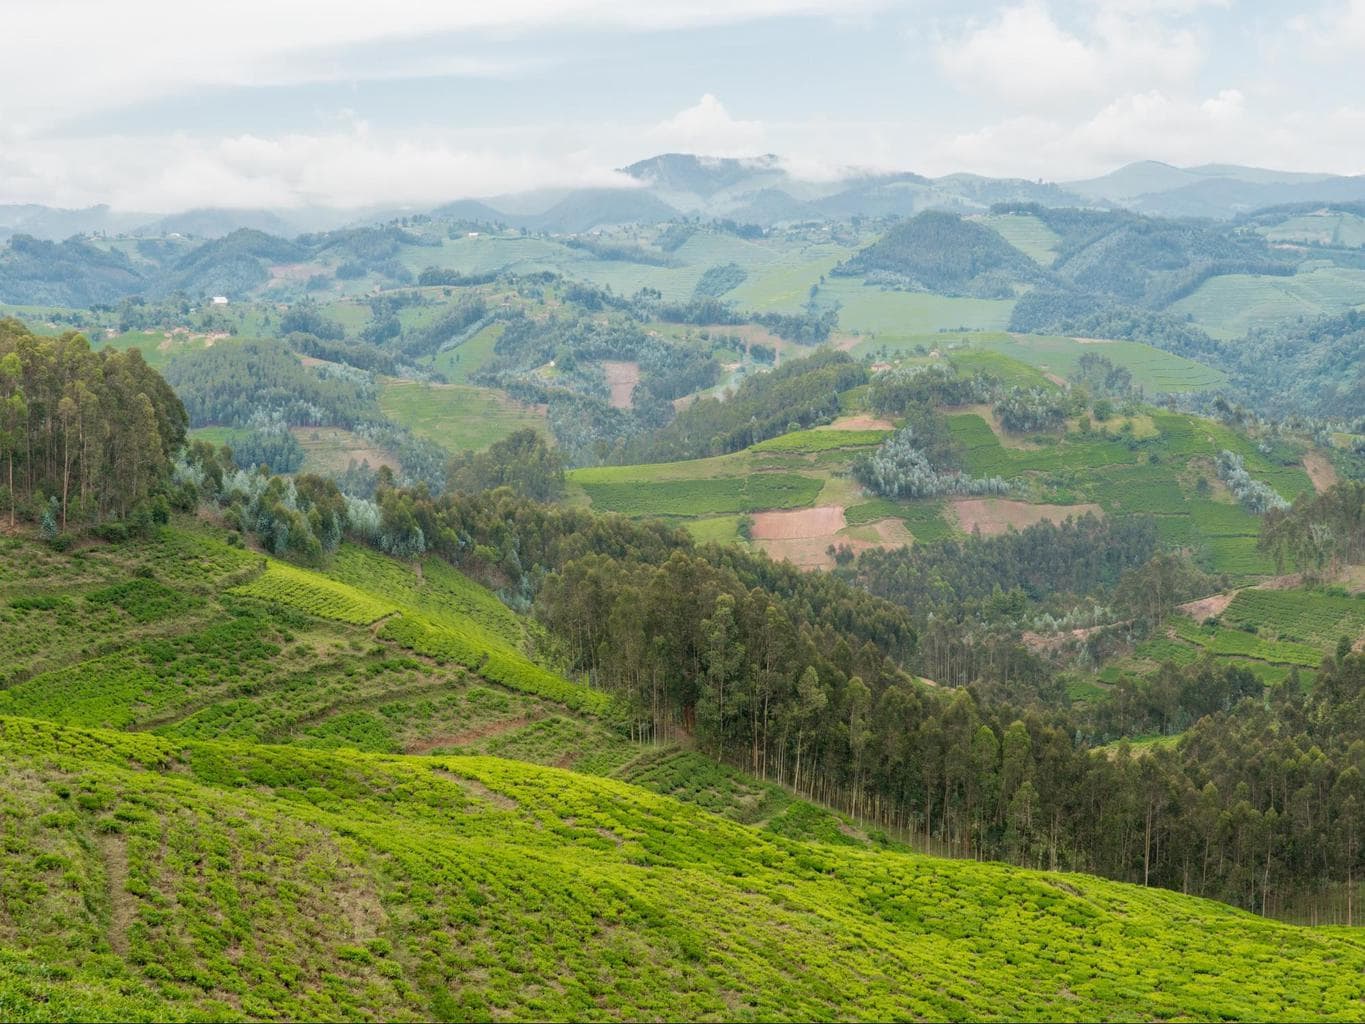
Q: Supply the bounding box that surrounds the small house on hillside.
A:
[211,295,229,305]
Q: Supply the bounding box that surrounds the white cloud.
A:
[644,95,767,157]
[0,126,640,212]
[0,1,881,128]
[929,88,1365,179]
[937,2,1204,111]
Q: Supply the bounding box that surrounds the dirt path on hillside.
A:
[1303,452,1339,493]
[101,834,133,956]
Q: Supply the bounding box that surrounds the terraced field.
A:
[978,212,1062,265]
[3,520,1364,1021]
[946,409,1312,578]
[1170,265,1365,339]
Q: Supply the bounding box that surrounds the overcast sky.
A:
[4,0,1365,212]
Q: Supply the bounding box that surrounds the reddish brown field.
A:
[949,498,1102,537]
[601,360,640,410]
[750,507,912,570]
[828,415,895,431]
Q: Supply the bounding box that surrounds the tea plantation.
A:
[2,523,1363,1022]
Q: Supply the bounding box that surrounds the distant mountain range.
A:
[6,155,1365,241]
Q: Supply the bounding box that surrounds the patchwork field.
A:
[945,408,1313,578]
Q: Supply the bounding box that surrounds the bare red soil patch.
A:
[1178,592,1235,620]
[750,507,848,570]
[949,498,1102,537]
[828,415,895,431]
[750,507,912,570]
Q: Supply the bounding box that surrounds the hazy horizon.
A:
[6,1,1365,212]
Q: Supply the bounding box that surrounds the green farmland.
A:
[0,521,1363,1022]
[378,378,546,452]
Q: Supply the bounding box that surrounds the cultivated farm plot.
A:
[815,277,1016,334]
[948,498,1102,536]
[1258,211,1365,247]
[578,474,823,517]
[977,213,1062,265]
[1220,587,1365,648]
[1170,265,1365,339]
[290,426,399,474]
[2,714,1364,1022]
[971,334,1226,393]
[378,378,546,452]
[432,322,505,383]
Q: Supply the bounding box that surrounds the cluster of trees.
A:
[692,262,748,298]
[628,349,866,462]
[446,429,564,502]
[0,320,186,528]
[164,339,376,428]
[1069,351,1135,398]
[229,414,305,474]
[1228,310,1365,419]
[0,234,146,307]
[834,211,1042,297]
[842,515,1160,630]
[853,425,1010,499]
[1217,450,1290,514]
[1261,481,1365,572]
[994,386,1068,434]
[867,363,998,415]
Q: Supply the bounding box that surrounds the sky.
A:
[3,0,1365,212]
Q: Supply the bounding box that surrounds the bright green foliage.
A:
[379,616,608,714]
[1220,588,1365,646]
[232,561,397,625]
[845,498,955,541]
[579,473,823,516]
[750,428,889,453]
[1171,615,1324,667]
[1,715,1363,1022]
[377,378,545,452]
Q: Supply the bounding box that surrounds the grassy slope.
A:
[3,717,1364,1023]
[2,523,1364,1021]
[377,378,546,452]
[1170,265,1365,339]
[1118,584,1365,688]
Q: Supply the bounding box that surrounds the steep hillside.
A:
[0,522,1362,1022]
[4,715,1364,1022]
[834,210,1044,296]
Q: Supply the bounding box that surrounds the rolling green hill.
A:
[1,522,1363,1022]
